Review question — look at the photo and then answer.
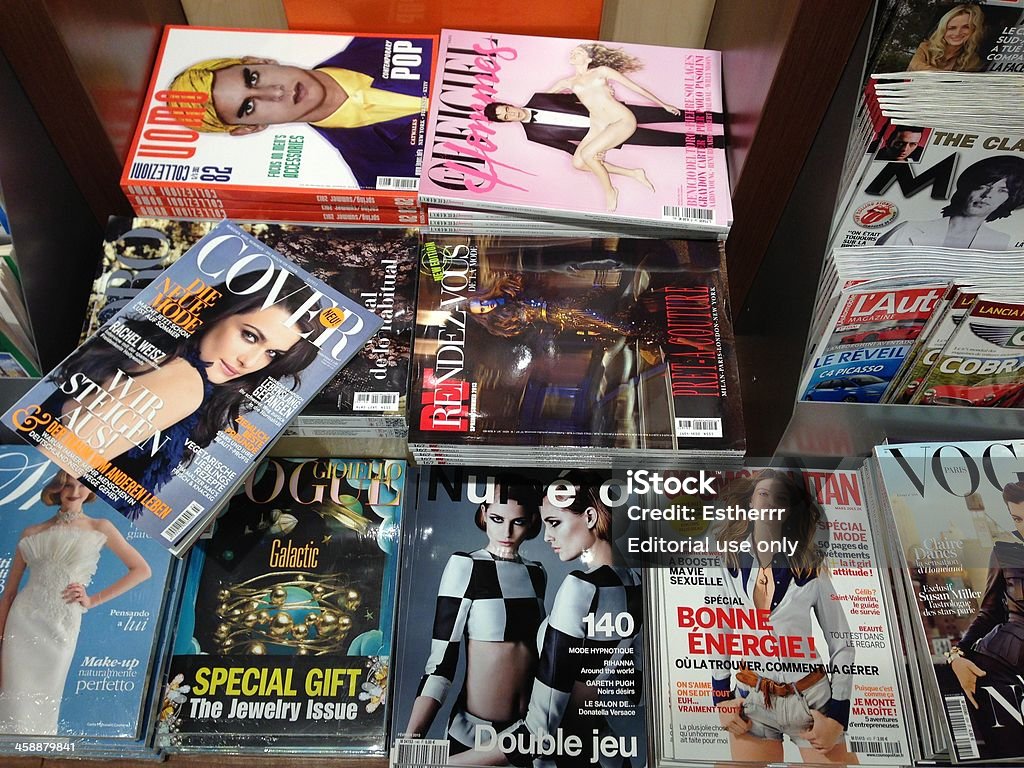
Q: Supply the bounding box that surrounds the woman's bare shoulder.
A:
[134,359,206,424]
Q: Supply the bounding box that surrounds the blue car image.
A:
[805,374,889,403]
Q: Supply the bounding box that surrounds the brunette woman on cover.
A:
[712,469,859,765]
[545,43,681,212]
[40,270,319,515]
[908,4,986,72]
[403,480,547,756]
[452,470,643,768]
[947,481,1024,708]
[0,472,151,734]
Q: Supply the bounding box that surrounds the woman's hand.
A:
[661,103,681,115]
[63,582,93,609]
[801,710,844,753]
[951,655,987,708]
[716,698,750,736]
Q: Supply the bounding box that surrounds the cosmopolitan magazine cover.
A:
[2,221,382,555]
[417,30,731,232]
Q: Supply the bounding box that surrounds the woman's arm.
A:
[602,67,680,114]
[65,520,151,609]
[805,569,855,750]
[709,559,749,735]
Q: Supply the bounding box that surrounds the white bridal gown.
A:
[0,525,106,735]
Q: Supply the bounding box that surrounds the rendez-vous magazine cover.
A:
[2,221,382,555]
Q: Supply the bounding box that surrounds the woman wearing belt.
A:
[948,481,1024,707]
[711,468,859,764]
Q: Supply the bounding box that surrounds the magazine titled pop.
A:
[122,27,436,202]
[2,220,382,555]
[652,466,912,766]
[874,439,1024,763]
[417,29,731,232]
[800,281,946,403]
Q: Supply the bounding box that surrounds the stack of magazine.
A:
[0,445,182,761]
[418,29,732,238]
[0,184,40,377]
[158,455,406,756]
[868,438,1024,764]
[87,217,418,437]
[121,26,435,226]
[407,235,745,467]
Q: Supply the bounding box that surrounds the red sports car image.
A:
[840,324,924,345]
[919,379,1024,407]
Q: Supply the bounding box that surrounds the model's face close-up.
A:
[494,105,530,123]
[888,131,922,160]
[212,62,327,127]
[199,305,301,384]
[943,13,973,48]
[750,478,793,520]
[1008,500,1024,538]
[965,177,1010,216]
[542,499,594,561]
[569,46,592,67]
[483,500,533,556]
[60,476,90,508]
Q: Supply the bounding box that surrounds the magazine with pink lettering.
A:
[417,30,731,234]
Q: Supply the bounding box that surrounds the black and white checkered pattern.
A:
[417,549,546,703]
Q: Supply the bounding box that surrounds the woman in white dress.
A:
[0,472,151,735]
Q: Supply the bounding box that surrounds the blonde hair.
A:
[41,471,96,507]
[579,43,642,74]
[167,58,244,132]
[714,468,821,575]
[920,4,985,71]
[549,470,612,542]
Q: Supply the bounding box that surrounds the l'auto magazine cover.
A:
[417,29,731,232]
[876,440,1024,763]
[2,221,382,555]
[409,236,743,454]
[651,466,911,765]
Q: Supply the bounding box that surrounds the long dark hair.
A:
[942,156,1024,221]
[51,270,320,450]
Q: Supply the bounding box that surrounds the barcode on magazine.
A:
[849,740,902,757]
[376,176,418,190]
[662,205,713,223]
[675,417,723,438]
[353,391,401,411]
[391,738,449,767]
[161,500,206,542]
[944,695,980,760]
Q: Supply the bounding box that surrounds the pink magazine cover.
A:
[418,29,732,232]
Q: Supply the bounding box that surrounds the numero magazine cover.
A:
[86,218,417,432]
[159,456,405,753]
[408,236,743,462]
[875,440,1024,763]
[391,466,645,768]
[2,220,383,555]
[0,446,175,743]
[417,29,731,232]
[649,466,911,766]
[121,27,436,203]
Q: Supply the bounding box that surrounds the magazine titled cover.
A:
[650,466,912,766]
[0,445,175,745]
[159,456,405,753]
[3,220,383,555]
[874,439,1024,763]
[85,217,417,431]
[121,27,436,203]
[910,294,1024,406]
[416,29,731,232]
[391,466,645,768]
[799,281,946,403]
[831,125,1024,251]
[408,236,744,459]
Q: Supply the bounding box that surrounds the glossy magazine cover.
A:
[0,446,174,740]
[875,440,1024,762]
[409,235,743,454]
[417,29,731,232]
[159,457,404,752]
[391,466,645,768]
[121,27,435,201]
[651,466,911,765]
[85,218,417,428]
[3,220,383,555]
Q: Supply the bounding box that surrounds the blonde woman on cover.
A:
[908,4,986,72]
[711,469,859,764]
[545,43,681,212]
[0,473,151,735]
